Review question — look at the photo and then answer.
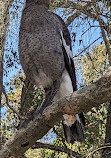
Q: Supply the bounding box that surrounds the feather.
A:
[57,15,85,143]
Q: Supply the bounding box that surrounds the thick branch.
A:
[32,142,82,158]
[0,72,111,157]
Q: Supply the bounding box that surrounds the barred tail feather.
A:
[62,120,84,144]
[70,120,84,143]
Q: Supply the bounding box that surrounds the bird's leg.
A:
[37,88,58,114]
[20,88,58,128]
[44,88,58,106]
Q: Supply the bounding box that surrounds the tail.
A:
[62,114,85,144]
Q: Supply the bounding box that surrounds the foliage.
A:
[80,44,109,85]
[77,44,109,157]
[1,72,23,142]
[25,149,41,158]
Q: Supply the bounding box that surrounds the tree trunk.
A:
[102,5,111,156]
[102,102,111,158]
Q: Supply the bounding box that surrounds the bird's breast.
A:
[19,5,64,87]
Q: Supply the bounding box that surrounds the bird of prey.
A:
[19,0,85,144]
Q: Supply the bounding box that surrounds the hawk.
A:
[19,0,85,144]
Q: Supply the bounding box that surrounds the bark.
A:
[102,6,111,157]
[105,101,111,143]
[0,72,111,157]
[102,102,111,158]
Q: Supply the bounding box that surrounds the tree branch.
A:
[53,127,67,148]
[2,86,24,120]
[32,142,83,158]
[74,37,102,57]
[64,1,104,23]
[87,144,111,157]
[99,20,111,62]
[0,72,111,157]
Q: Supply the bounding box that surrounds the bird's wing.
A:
[55,14,85,126]
[54,14,77,92]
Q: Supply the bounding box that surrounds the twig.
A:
[86,144,111,158]
[32,142,83,158]
[2,86,24,120]
[74,37,102,57]
[81,26,91,37]
[53,127,67,148]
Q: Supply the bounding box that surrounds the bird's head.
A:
[26,0,50,8]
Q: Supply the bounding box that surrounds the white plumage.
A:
[60,31,73,59]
